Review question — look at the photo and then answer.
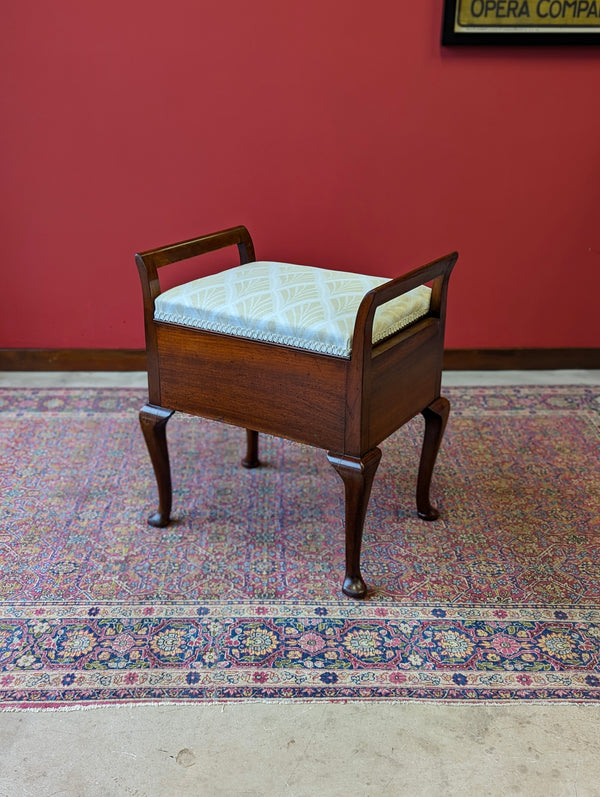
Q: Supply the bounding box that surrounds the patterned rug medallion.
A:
[1,386,599,707]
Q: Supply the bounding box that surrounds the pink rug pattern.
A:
[0,386,599,706]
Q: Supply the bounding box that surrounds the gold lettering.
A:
[457,0,600,24]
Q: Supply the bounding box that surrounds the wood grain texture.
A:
[1,348,598,371]
[155,323,347,451]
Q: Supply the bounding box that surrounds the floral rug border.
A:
[2,601,599,707]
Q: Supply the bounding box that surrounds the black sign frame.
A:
[443,0,600,44]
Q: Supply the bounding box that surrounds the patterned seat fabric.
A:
[154,261,431,358]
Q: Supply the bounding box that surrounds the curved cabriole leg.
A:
[327,448,382,599]
[417,396,450,521]
[242,429,260,469]
[139,404,174,528]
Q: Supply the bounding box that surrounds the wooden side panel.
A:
[367,321,444,449]
[155,324,348,450]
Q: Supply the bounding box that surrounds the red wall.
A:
[3,1,600,349]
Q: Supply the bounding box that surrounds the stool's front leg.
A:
[327,448,382,599]
[417,396,450,521]
[139,404,174,527]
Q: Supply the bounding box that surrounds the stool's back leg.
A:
[327,448,382,599]
[139,404,174,528]
[416,396,450,521]
[242,429,260,469]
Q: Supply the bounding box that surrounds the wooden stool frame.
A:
[136,225,457,598]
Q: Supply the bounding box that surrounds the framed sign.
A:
[443,0,600,44]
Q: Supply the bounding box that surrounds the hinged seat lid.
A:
[154,261,431,358]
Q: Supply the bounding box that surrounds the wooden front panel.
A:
[155,324,348,451]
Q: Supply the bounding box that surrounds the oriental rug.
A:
[0,385,599,708]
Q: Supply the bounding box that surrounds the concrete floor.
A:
[2,371,600,797]
[1,702,600,797]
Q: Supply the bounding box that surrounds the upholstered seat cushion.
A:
[153,261,431,358]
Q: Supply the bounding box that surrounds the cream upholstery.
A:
[154,261,431,358]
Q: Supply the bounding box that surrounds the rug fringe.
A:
[2,697,599,713]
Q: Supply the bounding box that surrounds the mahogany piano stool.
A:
[136,225,457,598]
